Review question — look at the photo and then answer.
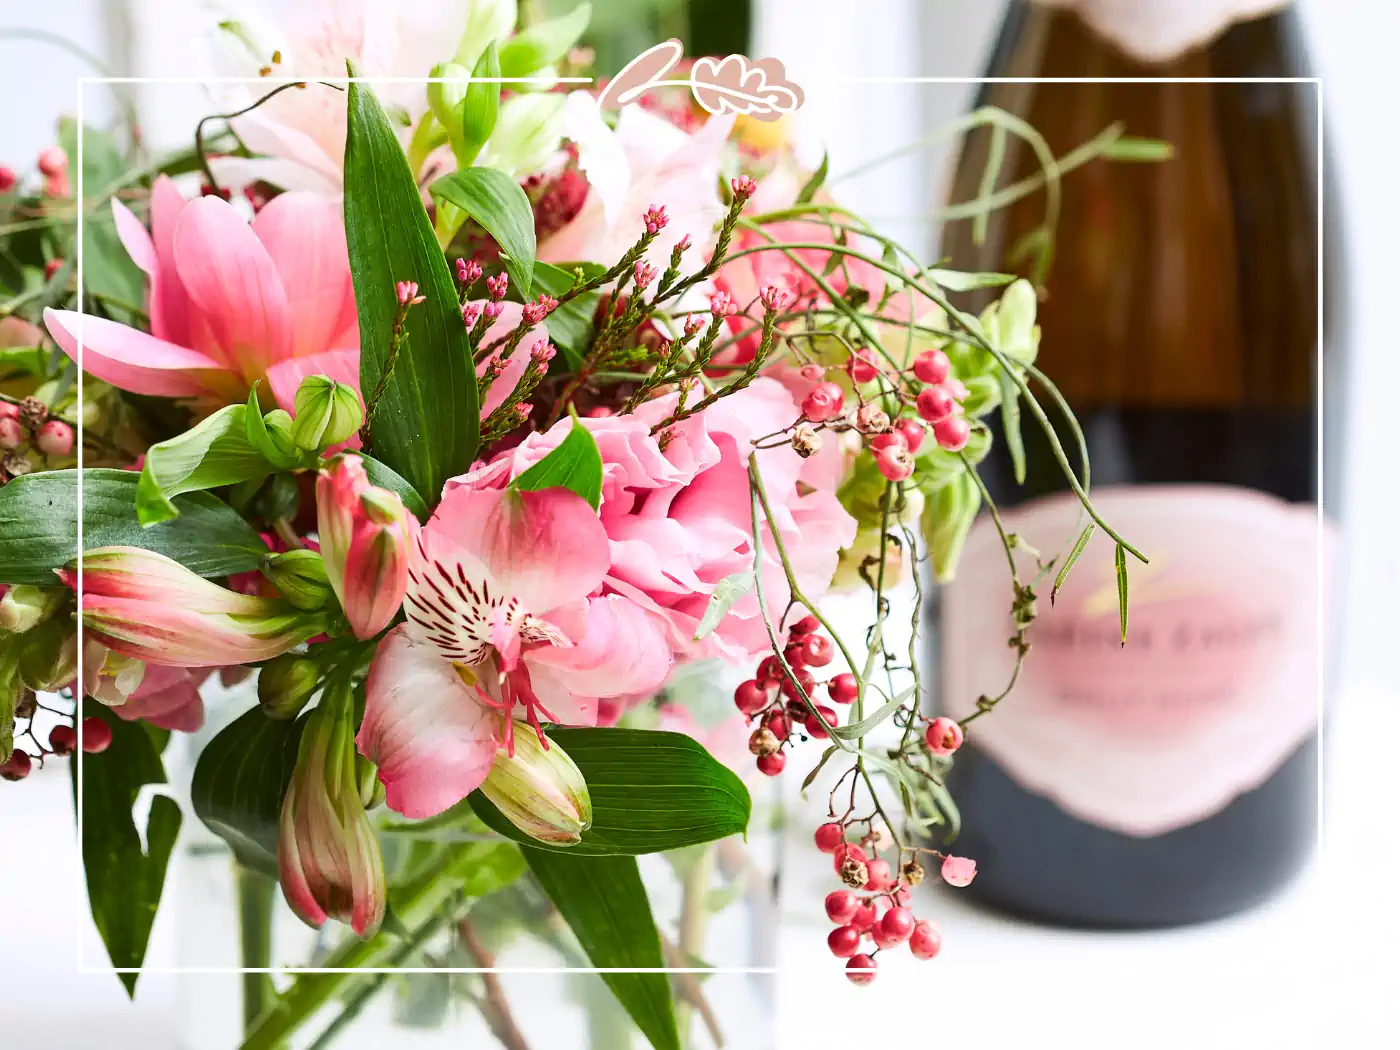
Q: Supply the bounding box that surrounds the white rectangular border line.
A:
[73,73,1327,977]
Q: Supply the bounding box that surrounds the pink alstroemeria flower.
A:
[43,175,358,412]
[357,483,672,820]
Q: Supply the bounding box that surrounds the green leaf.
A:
[0,346,47,379]
[511,415,603,510]
[136,405,274,525]
[190,706,306,876]
[998,368,1026,485]
[458,43,502,167]
[1051,523,1095,606]
[829,690,911,741]
[345,70,480,506]
[354,452,430,521]
[470,727,750,856]
[921,470,982,583]
[60,119,145,326]
[76,705,181,996]
[428,167,537,296]
[692,571,752,641]
[796,151,829,204]
[524,849,678,1050]
[926,269,1018,292]
[497,3,593,78]
[0,469,268,585]
[1115,541,1129,645]
[532,261,604,365]
[244,387,304,470]
[1100,136,1175,162]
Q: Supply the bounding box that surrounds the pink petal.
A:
[173,195,293,380]
[252,192,355,359]
[114,667,206,732]
[427,485,610,616]
[358,626,500,819]
[43,307,230,399]
[149,176,194,345]
[111,197,156,276]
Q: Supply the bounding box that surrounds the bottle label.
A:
[941,485,1328,836]
[1031,0,1291,63]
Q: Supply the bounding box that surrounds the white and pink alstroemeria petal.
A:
[43,307,228,399]
[111,197,157,276]
[402,528,510,667]
[228,106,345,194]
[427,485,610,617]
[172,195,294,378]
[68,546,276,615]
[527,594,673,706]
[252,191,355,359]
[358,627,501,820]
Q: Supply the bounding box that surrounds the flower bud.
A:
[479,724,593,846]
[278,680,386,937]
[18,616,78,692]
[257,654,320,720]
[0,585,64,633]
[291,375,364,452]
[264,550,334,611]
[317,457,415,641]
[257,408,301,465]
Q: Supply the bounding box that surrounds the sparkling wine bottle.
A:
[932,0,1339,927]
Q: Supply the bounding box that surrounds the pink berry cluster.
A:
[815,818,978,985]
[0,397,74,482]
[734,614,848,778]
[794,346,972,482]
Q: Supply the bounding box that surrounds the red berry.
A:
[814,822,845,854]
[933,415,971,452]
[847,348,879,384]
[756,752,786,777]
[44,258,63,281]
[35,420,73,457]
[833,842,868,872]
[877,906,915,946]
[0,166,16,193]
[915,384,955,423]
[909,920,942,960]
[828,673,858,705]
[81,717,113,754]
[801,634,833,667]
[757,654,783,682]
[48,724,76,755]
[912,349,950,385]
[764,709,791,740]
[925,716,965,756]
[864,858,893,892]
[37,146,67,177]
[0,417,23,451]
[733,679,769,716]
[849,899,877,931]
[895,418,926,452]
[1,749,32,781]
[783,642,808,668]
[780,668,816,702]
[845,954,877,985]
[801,382,845,423]
[825,890,858,924]
[790,614,821,635]
[827,925,862,959]
[804,704,838,740]
[0,402,18,420]
[800,363,825,381]
[867,431,904,454]
[875,443,915,482]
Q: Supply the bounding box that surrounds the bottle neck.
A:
[1026,0,1294,64]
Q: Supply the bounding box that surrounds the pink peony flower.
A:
[357,484,673,820]
[470,378,857,662]
[44,176,358,412]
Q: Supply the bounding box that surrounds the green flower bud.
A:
[426,61,471,130]
[259,408,302,466]
[291,375,364,452]
[19,615,78,692]
[456,43,501,167]
[0,585,65,633]
[257,654,320,720]
[264,550,334,611]
[480,724,592,845]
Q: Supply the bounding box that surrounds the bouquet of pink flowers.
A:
[0,4,1152,1047]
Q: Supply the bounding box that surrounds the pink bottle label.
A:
[941,485,1328,836]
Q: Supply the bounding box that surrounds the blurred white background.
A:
[2,0,1397,1046]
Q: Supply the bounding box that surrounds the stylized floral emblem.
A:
[597,39,805,122]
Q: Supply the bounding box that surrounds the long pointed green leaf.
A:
[1051,522,1095,606]
[344,68,479,505]
[1115,541,1129,645]
[525,849,679,1050]
[428,167,537,295]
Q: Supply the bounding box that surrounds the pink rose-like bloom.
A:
[44,176,358,412]
[357,485,673,819]
[941,855,977,888]
[477,377,857,662]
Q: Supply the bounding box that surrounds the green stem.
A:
[673,845,716,1048]
[237,866,277,1035]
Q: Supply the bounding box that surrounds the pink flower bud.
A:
[0,166,16,192]
[847,348,879,384]
[483,300,505,321]
[462,302,483,328]
[759,285,790,313]
[941,854,977,887]
[633,261,657,290]
[63,548,323,667]
[642,204,668,234]
[684,314,705,337]
[395,280,419,306]
[279,679,386,937]
[530,340,556,364]
[44,258,63,280]
[801,382,845,423]
[37,146,67,178]
[513,402,531,422]
[709,291,737,317]
[455,257,482,285]
[924,715,964,756]
[912,349,951,385]
[486,273,509,300]
[317,456,416,641]
[675,234,692,252]
[915,385,954,424]
[855,404,890,433]
[484,356,507,380]
[35,420,73,457]
[731,174,757,201]
[933,414,971,452]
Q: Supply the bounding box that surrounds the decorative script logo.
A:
[596,39,805,122]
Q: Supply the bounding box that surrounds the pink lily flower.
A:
[357,483,673,820]
[43,175,358,412]
[63,547,326,668]
[317,455,416,640]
